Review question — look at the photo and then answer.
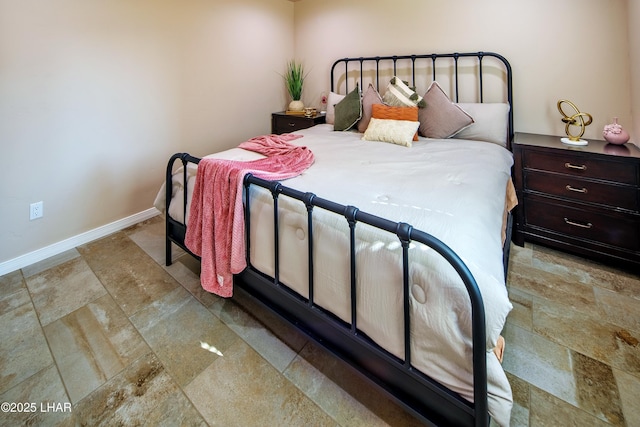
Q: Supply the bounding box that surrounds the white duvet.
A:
[155,124,514,425]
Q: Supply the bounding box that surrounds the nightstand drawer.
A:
[274,115,309,133]
[524,150,638,185]
[525,197,640,251]
[525,171,639,211]
[272,112,325,134]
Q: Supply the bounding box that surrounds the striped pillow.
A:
[382,77,426,108]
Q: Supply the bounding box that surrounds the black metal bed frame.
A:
[164,52,514,427]
[331,51,514,149]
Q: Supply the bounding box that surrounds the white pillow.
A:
[453,103,510,147]
[361,117,419,147]
[325,91,346,125]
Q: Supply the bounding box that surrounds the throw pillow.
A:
[357,84,384,133]
[362,117,419,148]
[453,103,511,147]
[418,81,474,139]
[382,77,426,108]
[326,91,346,125]
[334,84,362,131]
[371,104,419,141]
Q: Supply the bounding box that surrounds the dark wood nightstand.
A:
[513,132,640,269]
[271,111,326,135]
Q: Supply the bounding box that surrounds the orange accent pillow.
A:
[371,104,419,141]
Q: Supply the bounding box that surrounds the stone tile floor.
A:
[0,215,638,426]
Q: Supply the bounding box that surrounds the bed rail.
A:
[240,173,489,427]
[330,51,514,148]
[165,153,202,264]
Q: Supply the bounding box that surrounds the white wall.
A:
[0,0,294,266]
[294,0,634,143]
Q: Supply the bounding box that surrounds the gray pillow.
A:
[418,81,474,139]
[357,83,384,133]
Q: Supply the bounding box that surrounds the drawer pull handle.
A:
[288,122,296,127]
[565,185,587,194]
[565,162,587,171]
[564,218,593,229]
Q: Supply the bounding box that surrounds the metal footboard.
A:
[238,173,488,427]
[165,153,201,266]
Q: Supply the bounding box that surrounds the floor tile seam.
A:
[590,291,640,337]
[29,302,74,409]
[0,362,57,401]
[527,243,640,284]
[177,393,212,426]
[507,283,640,338]
[511,265,594,290]
[587,280,640,300]
[116,296,187,392]
[506,268,597,301]
[196,324,340,426]
[611,367,639,426]
[522,319,630,412]
[510,285,623,330]
[521,374,533,427]
[121,234,199,320]
[280,339,306,374]
[506,318,634,418]
[0,293,35,322]
[611,366,640,383]
[276,349,343,427]
[0,284,31,311]
[528,297,639,362]
[502,322,577,388]
[69,350,210,425]
[173,336,245,426]
[38,299,131,407]
[40,246,168,406]
[507,369,613,427]
[0,272,70,402]
[526,379,619,427]
[167,370,213,426]
[213,295,298,352]
[211,297,302,375]
[122,229,238,421]
[279,341,357,427]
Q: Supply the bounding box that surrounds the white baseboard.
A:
[0,208,161,276]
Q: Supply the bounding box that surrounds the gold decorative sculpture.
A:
[557,99,593,146]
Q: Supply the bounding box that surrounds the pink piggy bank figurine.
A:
[603,117,630,145]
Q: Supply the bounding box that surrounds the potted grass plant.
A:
[284,60,306,112]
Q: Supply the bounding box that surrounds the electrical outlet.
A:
[30,201,43,220]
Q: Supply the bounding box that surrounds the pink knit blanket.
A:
[184,134,313,297]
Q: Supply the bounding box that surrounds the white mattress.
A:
[155,124,514,425]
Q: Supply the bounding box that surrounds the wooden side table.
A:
[272,112,326,135]
[513,132,640,268]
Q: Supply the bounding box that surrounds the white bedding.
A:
[154,124,514,425]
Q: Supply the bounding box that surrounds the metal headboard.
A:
[330,51,514,147]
